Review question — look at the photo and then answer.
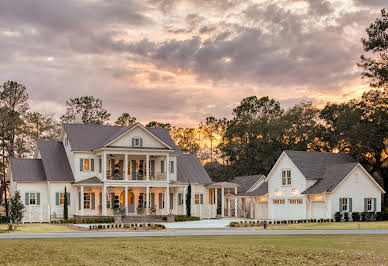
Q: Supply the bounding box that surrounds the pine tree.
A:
[186,184,191,217]
[64,187,68,220]
[9,191,24,227]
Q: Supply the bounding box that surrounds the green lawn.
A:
[267,221,388,230]
[0,223,77,233]
[0,235,387,265]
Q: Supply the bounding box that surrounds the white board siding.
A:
[267,153,307,220]
[110,127,166,148]
[329,165,382,216]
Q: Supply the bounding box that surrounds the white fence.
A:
[22,205,51,223]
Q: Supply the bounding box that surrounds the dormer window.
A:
[282,170,291,185]
[132,137,142,147]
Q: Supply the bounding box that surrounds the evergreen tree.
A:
[186,184,191,217]
[64,187,68,220]
[9,191,24,226]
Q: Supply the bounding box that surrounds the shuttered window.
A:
[170,161,175,174]
[25,192,40,205]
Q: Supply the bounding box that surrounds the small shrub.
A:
[334,212,341,222]
[230,221,237,227]
[343,212,349,222]
[352,212,360,222]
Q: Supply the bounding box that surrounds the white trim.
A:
[246,175,265,193]
[104,123,173,150]
[330,163,385,194]
[265,152,305,183]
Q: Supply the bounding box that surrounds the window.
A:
[209,189,215,205]
[170,161,175,173]
[29,193,36,205]
[80,158,94,172]
[178,193,183,205]
[99,158,102,173]
[132,137,142,147]
[273,199,285,204]
[59,193,65,205]
[158,193,165,209]
[282,170,291,185]
[161,160,165,173]
[84,159,90,171]
[65,137,68,146]
[367,198,372,211]
[289,199,303,204]
[84,193,91,209]
[200,194,204,205]
[342,198,348,211]
[195,194,200,204]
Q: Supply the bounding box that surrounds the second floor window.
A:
[282,170,291,185]
[80,158,94,172]
[132,137,142,147]
[170,161,175,173]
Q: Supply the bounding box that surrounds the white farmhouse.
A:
[227,150,385,221]
[8,122,234,223]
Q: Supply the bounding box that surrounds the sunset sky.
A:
[0,0,385,127]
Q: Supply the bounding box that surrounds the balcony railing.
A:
[107,172,167,181]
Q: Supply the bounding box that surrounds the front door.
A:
[120,191,135,213]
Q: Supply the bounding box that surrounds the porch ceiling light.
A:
[291,188,298,195]
[274,189,280,196]
[314,194,323,200]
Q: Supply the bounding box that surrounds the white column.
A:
[80,186,84,216]
[166,186,170,215]
[166,153,170,181]
[125,154,128,181]
[102,185,107,216]
[215,188,218,216]
[146,154,150,181]
[183,186,187,215]
[221,187,225,217]
[125,186,128,216]
[146,185,150,215]
[103,153,107,180]
[174,189,178,215]
[234,187,238,217]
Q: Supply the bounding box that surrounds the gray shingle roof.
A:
[284,150,355,179]
[302,162,358,194]
[246,182,268,196]
[74,176,103,185]
[10,158,47,182]
[232,175,265,194]
[63,123,181,153]
[177,154,212,184]
[208,182,240,188]
[37,140,75,182]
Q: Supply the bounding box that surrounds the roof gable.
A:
[104,123,173,150]
[37,140,74,182]
[232,175,264,194]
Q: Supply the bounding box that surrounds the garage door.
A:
[311,201,327,219]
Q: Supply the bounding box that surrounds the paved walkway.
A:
[1,229,388,239]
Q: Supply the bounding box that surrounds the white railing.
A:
[22,205,51,223]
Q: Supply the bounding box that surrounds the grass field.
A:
[267,221,388,230]
[0,235,387,265]
[0,223,77,233]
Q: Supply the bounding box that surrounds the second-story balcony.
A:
[107,172,167,181]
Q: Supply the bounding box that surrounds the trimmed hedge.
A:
[56,217,115,224]
[174,215,200,222]
[88,223,165,230]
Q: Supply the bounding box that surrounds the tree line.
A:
[0,9,386,214]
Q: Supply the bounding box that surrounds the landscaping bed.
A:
[87,223,165,230]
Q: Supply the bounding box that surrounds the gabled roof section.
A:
[284,150,355,179]
[37,140,75,182]
[63,123,181,153]
[246,182,268,196]
[301,162,358,194]
[177,154,212,184]
[10,158,47,182]
[232,175,265,194]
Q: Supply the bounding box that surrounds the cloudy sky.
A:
[0,0,385,126]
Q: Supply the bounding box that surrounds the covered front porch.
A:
[73,180,187,217]
[207,182,240,218]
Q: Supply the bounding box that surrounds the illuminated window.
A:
[59,193,65,205]
[273,199,285,204]
[84,159,90,171]
[289,199,303,204]
[84,193,91,209]
[195,194,200,204]
[29,193,36,205]
[342,198,348,211]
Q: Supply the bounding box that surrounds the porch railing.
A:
[107,172,167,181]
